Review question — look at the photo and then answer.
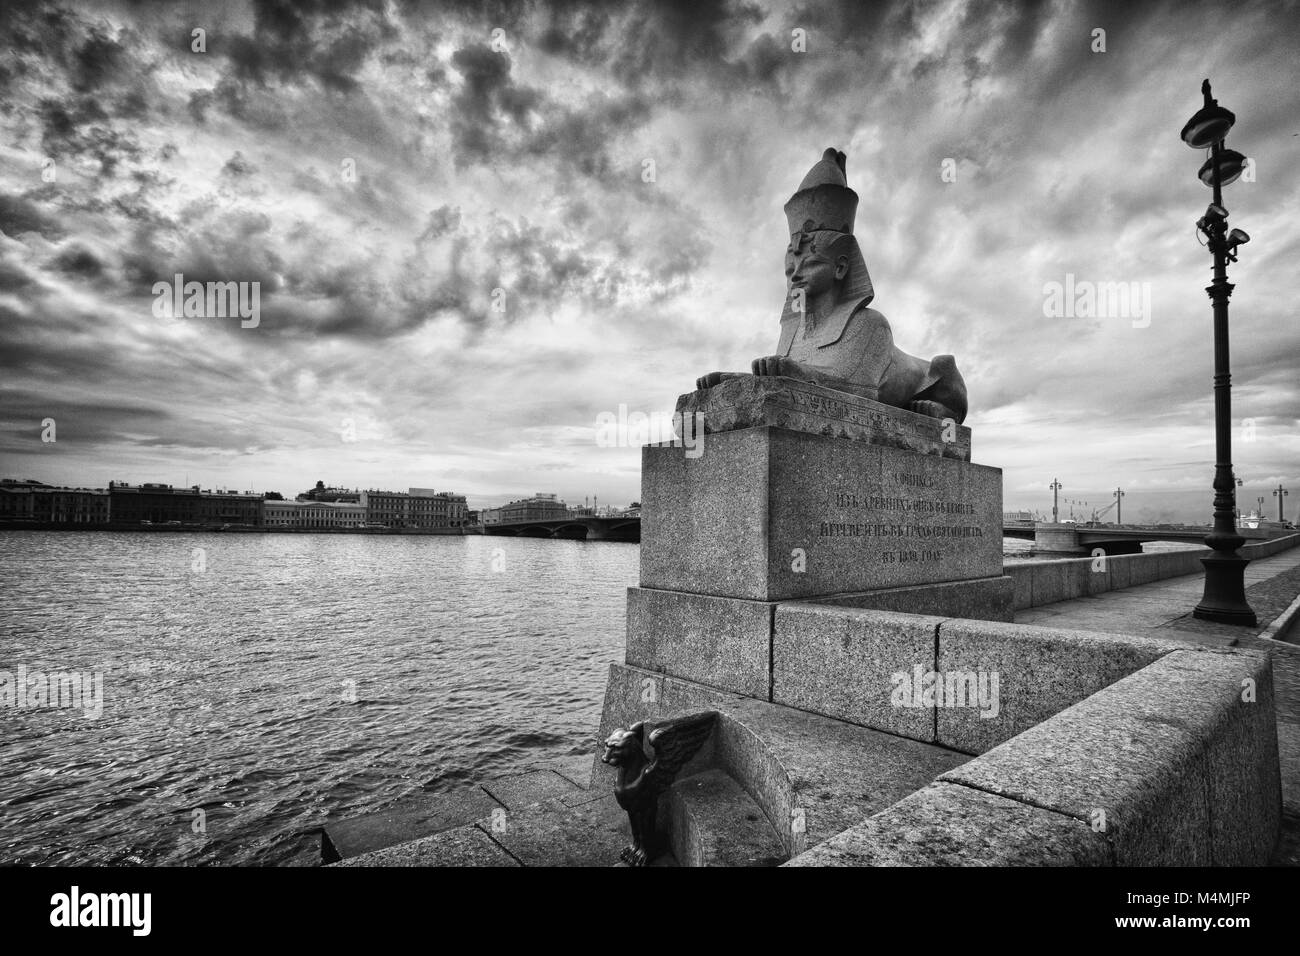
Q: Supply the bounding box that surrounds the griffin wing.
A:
[642,711,718,797]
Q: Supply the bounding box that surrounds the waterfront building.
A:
[0,479,110,524]
[264,499,366,529]
[107,482,263,526]
[359,487,469,529]
[408,488,469,528]
[497,493,570,523]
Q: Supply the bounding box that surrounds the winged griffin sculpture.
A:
[601,711,718,866]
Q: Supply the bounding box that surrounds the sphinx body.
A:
[751,301,968,423]
[696,148,968,424]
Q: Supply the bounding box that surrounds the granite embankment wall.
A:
[1006,533,1300,610]
[776,607,1280,866]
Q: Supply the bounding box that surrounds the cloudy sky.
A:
[1,0,1297,522]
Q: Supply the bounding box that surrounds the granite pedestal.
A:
[627,378,1010,698]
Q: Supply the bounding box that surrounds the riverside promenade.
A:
[323,530,1300,867]
[1010,545,1300,866]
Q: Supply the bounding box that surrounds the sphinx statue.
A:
[695,148,968,424]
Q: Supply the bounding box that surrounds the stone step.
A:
[320,766,583,862]
[594,663,973,858]
[337,790,678,867]
[668,769,785,866]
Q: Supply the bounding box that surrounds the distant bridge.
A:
[1002,521,1266,555]
[479,516,640,542]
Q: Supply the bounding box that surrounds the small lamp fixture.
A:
[1198,148,1248,187]
[1181,79,1236,148]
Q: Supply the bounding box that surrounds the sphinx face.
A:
[785,243,845,303]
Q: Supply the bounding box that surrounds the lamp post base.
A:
[1193,552,1256,626]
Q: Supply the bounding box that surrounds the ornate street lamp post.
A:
[1050,478,1061,523]
[1114,487,1124,525]
[1183,80,1255,625]
[1275,485,1290,522]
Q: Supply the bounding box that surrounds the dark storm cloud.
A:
[0,386,172,450]
[70,25,129,91]
[535,6,613,64]
[0,194,66,240]
[217,0,395,92]
[37,98,144,176]
[49,243,105,278]
[522,91,652,180]
[0,303,125,386]
[188,76,290,129]
[446,44,542,166]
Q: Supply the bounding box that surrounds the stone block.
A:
[1105,552,1134,591]
[1029,560,1071,606]
[484,793,631,867]
[1128,554,1163,586]
[934,619,1178,754]
[321,786,501,862]
[626,586,772,697]
[1082,556,1113,596]
[785,781,1110,866]
[481,769,582,811]
[1183,649,1281,865]
[336,823,518,867]
[807,575,1014,622]
[675,375,971,461]
[771,604,942,741]
[641,425,1003,601]
[940,649,1280,865]
[1007,564,1033,610]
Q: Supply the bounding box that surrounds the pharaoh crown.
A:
[783,147,858,236]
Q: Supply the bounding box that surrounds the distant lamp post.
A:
[1235,477,1244,522]
[1184,80,1255,626]
[1114,487,1125,525]
[1050,478,1062,523]
[1276,485,1290,522]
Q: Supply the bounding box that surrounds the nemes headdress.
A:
[780,147,874,315]
[784,147,857,235]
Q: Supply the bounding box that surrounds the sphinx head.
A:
[781,149,873,319]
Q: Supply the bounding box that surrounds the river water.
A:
[0,532,1199,866]
[0,532,634,866]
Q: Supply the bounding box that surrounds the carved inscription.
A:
[818,471,985,566]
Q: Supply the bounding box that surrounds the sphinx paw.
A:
[910,400,948,419]
[696,371,723,390]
